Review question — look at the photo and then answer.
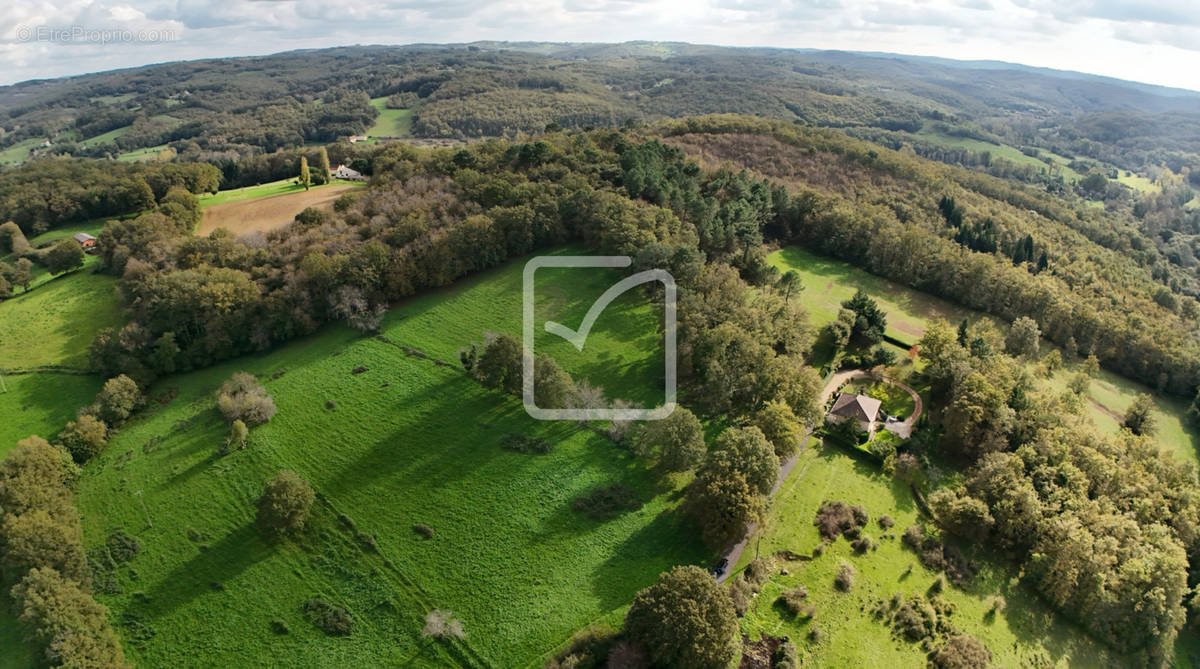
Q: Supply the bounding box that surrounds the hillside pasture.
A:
[367,97,414,138]
[735,443,1128,667]
[196,183,362,236]
[76,250,703,668]
[0,270,122,369]
[770,245,1199,465]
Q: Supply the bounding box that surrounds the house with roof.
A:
[331,164,365,180]
[72,232,97,251]
[827,392,882,434]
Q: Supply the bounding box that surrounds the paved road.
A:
[714,369,921,582]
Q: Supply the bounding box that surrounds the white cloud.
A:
[0,0,1196,90]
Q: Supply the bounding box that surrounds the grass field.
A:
[770,246,1199,464]
[0,137,44,165]
[196,183,363,236]
[734,443,1134,667]
[78,125,131,148]
[116,144,170,162]
[27,219,109,247]
[0,270,122,369]
[75,250,704,667]
[367,97,414,138]
[912,129,1082,182]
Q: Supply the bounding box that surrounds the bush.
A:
[499,433,553,454]
[777,586,810,616]
[774,640,799,669]
[216,372,277,426]
[90,375,143,427]
[572,484,642,519]
[814,500,868,541]
[422,609,465,640]
[545,625,617,668]
[57,414,108,463]
[931,634,992,668]
[878,514,895,530]
[891,595,939,642]
[255,470,314,537]
[303,597,353,636]
[851,535,874,553]
[270,619,290,635]
[834,562,855,591]
[413,523,435,539]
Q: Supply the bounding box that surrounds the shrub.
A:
[572,484,642,519]
[57,414,108,463]
[303,598,353,636]
[728,577,753,617]
[878,514,895,530]
[413,523,435,539]
[90,375,143,427]
[814,500,868,541]
[891,595,939,642]
[851,535,874,553]
[216,372,277,426]
[774,640,799,669]
[777,586,810,616]
[545,625,616,669]
[931,634,993,669]
[270,619,290,635]
[499,433,553,454]
[255,470,315,538]
[422,609,466,640]
[834,562,855,591]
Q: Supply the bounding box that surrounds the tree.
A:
[222,419,248,455]
[317,147,332,186]
[256,470,315,537]
[841,289,887,346]
[1005,316,1040,357]
[754,400,803,458]
[216,372,277,426]
[11,568,130,669]
[1,509,89,585]
[684,470,765,549]
[624,565,740,669]
[777,269,802,303]
[44,238,85,275]
[1123,393,1157,436]
[90,375,142,427]
[299,155,311,191]
[634,406,706,472]
[0,436,79,517]
[706,426,779,495]
[12,258,32,292]
[533,355,574,410]
[472,333,522,395]
[56,414,108,463]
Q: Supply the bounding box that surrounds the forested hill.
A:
[1,42,1197,184]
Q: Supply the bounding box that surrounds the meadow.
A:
[0,269,123,370]
[0,138,43,165]
[116,144,171,162]
[734,444,1139,667]
[912,128,1082,182]
[75,250,704,667]
[367,97,414,138]
[770,246,1199,465]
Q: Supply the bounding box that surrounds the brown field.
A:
[196,184,360,236]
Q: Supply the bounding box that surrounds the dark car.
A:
[710,558,729,577]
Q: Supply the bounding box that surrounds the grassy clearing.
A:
[76,249,703,667]
[78,125,131,148]
[772,245,1199,464]
[198,178,363,209]
[27,219,110,247]
[735,443,1128,667]
[912,129,1081,182]
[0,270,122,369]
[1115,171,1159,194]
[0,137,44,164]
[116,144,170,162]
[0,372,105,457]
[367,97,414,138]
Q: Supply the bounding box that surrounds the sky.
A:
[0,0,1197,91]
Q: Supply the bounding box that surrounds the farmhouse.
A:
[72,232,97,250]
[332,164,365,180]
[828,392,882,433]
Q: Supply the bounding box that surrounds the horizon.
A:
[2,0,1198,91]
[4,39,1200,96]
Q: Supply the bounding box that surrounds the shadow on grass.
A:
[589,506,709,613]
[138,522,269,620]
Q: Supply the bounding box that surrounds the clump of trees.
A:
[0,437,130,667]
[256,470,315,538]
[633,406,706,472]
[684,427,779,549]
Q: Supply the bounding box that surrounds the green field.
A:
[734,443,1134,667]
[0,137,44,164]
[367,97,414,138]
[912,129,1082,182]
[771,246,1199,464]
[199,178,363,209]
[0,270,122,370]
[1116,171,1159,194]
[116,144,171,162]
[78,125,131,148]
[27,219,110,247]
[75,250,703,667]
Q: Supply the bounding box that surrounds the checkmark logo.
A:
[522,256,677,421]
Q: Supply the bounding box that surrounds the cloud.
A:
[0,0,1197,91]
